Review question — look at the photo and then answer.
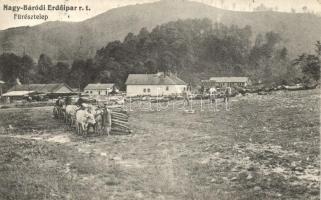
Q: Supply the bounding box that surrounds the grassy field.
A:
[0,89,319,200]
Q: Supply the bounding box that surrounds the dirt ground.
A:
[0,89,319,200]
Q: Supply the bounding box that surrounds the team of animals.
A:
[53,97,130,137]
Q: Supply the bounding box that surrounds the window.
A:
[166,86,169,91]
[147,88,150,93]
[183,87,186,91]
[105,91,108,95]
[143,88,146,93]
[90,91,92,94]
[98,91,101,95]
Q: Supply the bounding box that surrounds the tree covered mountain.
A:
[0,0,320,62]
[3,18,317,91]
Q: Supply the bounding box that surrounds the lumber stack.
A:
[110,107,131,133]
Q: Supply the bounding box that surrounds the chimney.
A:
[16,78,22,85]
[156,72,165,77]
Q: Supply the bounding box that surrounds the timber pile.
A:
[109,106,131,133]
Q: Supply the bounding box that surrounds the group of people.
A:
[209,86,232,111]
[182,86,232,111]
[54,96,92,114]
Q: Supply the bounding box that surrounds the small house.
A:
[84,83,115,96]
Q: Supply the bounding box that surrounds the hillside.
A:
[0,0,320,61]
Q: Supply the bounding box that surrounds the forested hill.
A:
[3,18,315,91]
[1,0,321,61]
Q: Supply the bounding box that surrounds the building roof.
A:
[125,73,186,85]
[71,88,80,92]
[208,77,249,83]
[2,91,35,97]
[84,83,114,90]
[8,83,73,93]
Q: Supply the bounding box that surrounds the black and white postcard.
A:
[0,0,320,199]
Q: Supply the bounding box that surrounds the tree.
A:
[159,51,176,73]
[20,55,34,84]
[96,70,111,83]
[144,58,157,73]
[90,18,289,86]
[51,62,70,82]
[293,54,320,82]
[248,32,286,83]
[37,54,53,83]
[292,41,321,83]
[69,59,87,89]
[0,53,36,90]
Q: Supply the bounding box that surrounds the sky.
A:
[1,0,321,30]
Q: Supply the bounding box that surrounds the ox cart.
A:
[53,103,131,136]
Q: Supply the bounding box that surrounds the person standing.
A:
[102,105,112,136]
[182,90,190,106]
[209,87,218,112]
[224,87,232,111]
[65,96,72,106]
[76,97,85,107]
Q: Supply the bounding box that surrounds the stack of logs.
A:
[109,106,131,133]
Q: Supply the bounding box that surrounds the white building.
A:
[202,77,251,88]
[125,73,187,97]
[84,83,115,96]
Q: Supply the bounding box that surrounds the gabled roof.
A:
[84,83,114,90]
[71,88,80,92]
[8,83,73,93]
[208,77,249,83]
[125,73,186,85]
[2,91,35,97]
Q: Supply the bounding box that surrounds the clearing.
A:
[0,89,319,200]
